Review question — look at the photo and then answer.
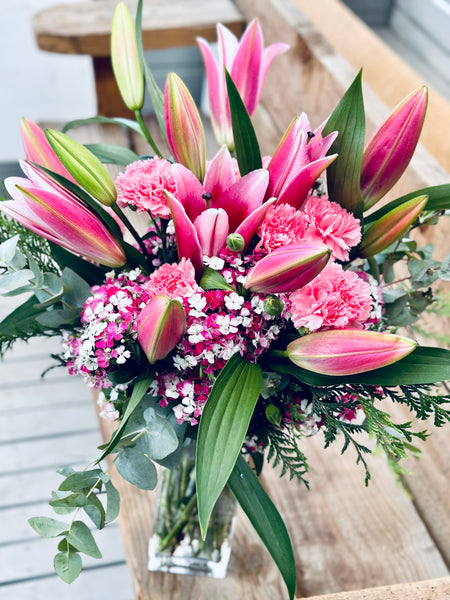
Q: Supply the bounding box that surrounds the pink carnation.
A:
[143,258,200,300]
[303,195,361,261]
[115,158,176,218]
[259,203,308,253]
[290,262,373,331]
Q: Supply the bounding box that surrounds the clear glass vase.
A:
[148,439,236,578]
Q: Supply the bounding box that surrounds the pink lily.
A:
[166,146,274,275]
[197,20,289,150]
[244,242,330,293]
[286,329,417,376]
[21,118,75,182]
[266,114,338,208]
[361,87,428,210]
[359,195,428,257]
[165,73,206,182]
[2,161,126,268]
[137,295,186,364]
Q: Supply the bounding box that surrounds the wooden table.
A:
[35,0,449,597]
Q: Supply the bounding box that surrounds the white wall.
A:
[0,0,96,161]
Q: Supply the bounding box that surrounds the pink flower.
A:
[143,258,200,300]
[303,195,361,261]
[290,262,372,331]
[258,203,308,253]
[115,158,176,218]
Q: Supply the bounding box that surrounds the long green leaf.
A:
[229,455,296,600]
[97,376,153,462]
[268,346,450,386]
[62,116,143,136]
[196,354,262,536]
[322,70,365,217]
[225,69,262,175]
[136,0,166,141]
[84,143,140,166]
[365,184,450,224]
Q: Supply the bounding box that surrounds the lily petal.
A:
[194,208,229,257]
[165,191,203,276]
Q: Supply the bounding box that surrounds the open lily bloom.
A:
[267,114,338,208]
[2,161,126,268]
[198,20,289,150]
[167,145,274,275]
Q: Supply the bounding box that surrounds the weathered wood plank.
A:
[34,0,244,56]
[298,576,450,600]
[0,563,133,600]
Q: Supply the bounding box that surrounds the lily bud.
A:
[165,73,206,182]
[137,295,186,364]
[111,2,144,111]
[359,195,428,257]
[226,232,245,252]
[244,242,330,294]
[361,87,427,209]
[45,129,117,206]
[286,329,417,376]
[20,118,75,182]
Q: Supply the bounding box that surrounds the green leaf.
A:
[36,308,81,328]
[196,354,262,536]
[62,116,143,136]
[83,494,106,529]
[25,251,44,288]
[61,268,91,308]
[28,516,68,538]
[59,469,102,492]
[105,481,120,523]
[51,491,78,515]
[50,491,88,509]
[200,267,236,292]
[115,447,158,490]
[0,269,34,291]
[0,235,20,265]
[322,70,365,217]
[83,143,140,165]
[136,0,166,141]
[54,551,82,583]
[365,184,450,224]
[440,254,450,281]
[49,242,107,287]
[225,69,262,175]
[269,346,450,386]
[34,272,64,305]
[0,295,47,336]
[134,407,179,460]
[97,375,154,462]
[66,521,102,558]
[228,455,296,600]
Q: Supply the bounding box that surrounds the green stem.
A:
[268,350,289,358]
[158,492,198,552]
[110,203,152,262]
[134,110,163,157]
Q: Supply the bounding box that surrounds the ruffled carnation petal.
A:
[142,258,200,300]
[290,262,373,331]
[115,158,176,218]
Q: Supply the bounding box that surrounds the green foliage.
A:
[322,70,365,217]
[228,455,297,600]
[225,69,262,173]
[265,425,309,484]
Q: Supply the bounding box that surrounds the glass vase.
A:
[148,439,236,578]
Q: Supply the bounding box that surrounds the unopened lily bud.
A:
[20,118,75,182]
[111,2,144,111]
[137,295,186,364]
[286,329,416,376]
[263,296,284,317]
[359,195,428,258]
[226,233,245,252]
[361,87,427,209]
[165,73,206,181]
[45,129,117,206]
[244,243,330,294]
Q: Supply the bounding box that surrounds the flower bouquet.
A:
[1,1,450,595]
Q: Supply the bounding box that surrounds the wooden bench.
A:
[33,0,245,117]
[36,0,450,597]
